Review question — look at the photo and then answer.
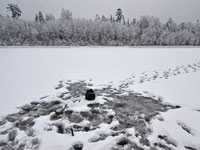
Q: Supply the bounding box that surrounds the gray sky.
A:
[0,0,200,23]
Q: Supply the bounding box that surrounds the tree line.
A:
[0,3,200,46]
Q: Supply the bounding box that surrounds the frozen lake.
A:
[0,47,200,115]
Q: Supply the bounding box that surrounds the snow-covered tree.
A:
[45,13,55,21]
[61,9,72,20]
[138,16,150,28]
[94,14,100,21]
[164,17,177,32]
[132,18,136,25]
[6,3,22,19]
[1,8,200,46]
[127,19,130,26]
[101,15,106,22]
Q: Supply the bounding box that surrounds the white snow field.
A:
[0,47,200,150]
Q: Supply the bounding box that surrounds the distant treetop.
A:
[6,3,22,19]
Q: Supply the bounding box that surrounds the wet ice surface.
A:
[0,77,199,150]
[0,80,178,150]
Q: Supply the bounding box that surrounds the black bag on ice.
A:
[85,89,95,100]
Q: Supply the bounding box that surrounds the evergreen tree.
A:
[35,14,38,22]
[164,17,177,32]
[45,13,55,21]
[115,8,124,23]
[38,11,45,22]
[6,3,22,19]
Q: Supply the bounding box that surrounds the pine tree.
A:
[115,8,124,23]
[35,14,38,22]
[38,11,44,22]
[6,3,22,19]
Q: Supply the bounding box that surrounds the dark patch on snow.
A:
[55,81,64,90]
[8,130,17,141]
[153,142,173,150]
[50,113,62,121]
[17,143,26,150]
[14,117,35,131]
[71,141,83,150]
[177,121,194,136]
[68,113,84,123]
[40,95,49,100]
[116,137,129,146]
[6,114,21,122]
[184,146,198,150]
[66,81,88,98]
[56,123,64,134]
[113,138,144,150]
[158,135,177,147]
[107,91,175,132]
[0,120,6,126]
[0,141,7,147]
[87,103,100,108]
[80,111,93,119]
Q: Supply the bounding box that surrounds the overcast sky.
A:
[0,0,200,23]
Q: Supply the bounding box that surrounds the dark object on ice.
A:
[54,104,68,116]
[117,137,129,146]
[72,141,83,150]
[184,146,198,150]
[56,123,64,134]
[175,105,181,108]
[85,89,95,100]
[71,128,74,136]
[84,126,90,132]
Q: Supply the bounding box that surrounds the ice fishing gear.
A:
[85,89,95,100]
[55,104,68,116]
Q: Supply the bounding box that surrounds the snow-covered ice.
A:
[1,47,200,115]
[1,47,200,150]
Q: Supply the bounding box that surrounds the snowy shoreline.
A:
[1,46,200,49]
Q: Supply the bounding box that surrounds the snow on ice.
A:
[0,47,200,150]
